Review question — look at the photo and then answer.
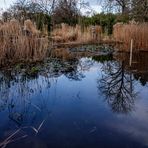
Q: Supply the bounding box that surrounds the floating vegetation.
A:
[92,54,113,63]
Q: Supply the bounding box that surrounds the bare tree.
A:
[102,0,131,14]
[52,0,80,25]
[131,0,148,21]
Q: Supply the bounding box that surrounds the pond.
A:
[0,48,148,148]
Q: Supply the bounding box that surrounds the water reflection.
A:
[114,52,148,86]
[92,52,148,114]
[0,53,147,124]
[98,61,136,113]
[0,56,96,147]
[0,50,148,148]
[0,58,94,125]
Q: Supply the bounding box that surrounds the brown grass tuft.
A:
[24,19,40,35]
[51,23,102,43]
[113,23,148,52]
[0,19,49,66]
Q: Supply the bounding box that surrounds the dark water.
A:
[0,51,148,148]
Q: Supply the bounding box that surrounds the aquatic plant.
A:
[113,22,148,51]
[30,66,40,74]
[24,66,40,77]
[51,23,102,43]
[93,54,113,63]
[0,19,49,67]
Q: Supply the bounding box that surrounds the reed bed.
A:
[113,23,148,51]
[51,23,102,43]
[0,19,49,66]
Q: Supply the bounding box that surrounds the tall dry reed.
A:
[51,23,102,43]
[113,23,148,51]
[0,19,49,66]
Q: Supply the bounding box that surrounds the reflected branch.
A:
[99,61,137,114]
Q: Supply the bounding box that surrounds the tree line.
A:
[1,0,148,34]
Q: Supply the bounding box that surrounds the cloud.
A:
[80,0,102,15]
[0,0,16,9]
[108,90,148,146]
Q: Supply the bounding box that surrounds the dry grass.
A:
[51,23,102,43]
[113,22,148,51]
[0,19,49,66]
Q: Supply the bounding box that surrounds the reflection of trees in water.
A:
[79,58,96,71]
[69,58,95,80]
[99,61,137,114]
[0,70,52,125]
[48,58,94,81]
[0,58,93,125]
[114,52,148,86]
[47,59,85,81]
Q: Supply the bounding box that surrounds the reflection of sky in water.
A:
[0,57,148,148]
[108,85,148,146]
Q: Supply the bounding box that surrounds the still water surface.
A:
[0,51,148,148]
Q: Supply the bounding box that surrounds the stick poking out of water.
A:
[129,39,133,67]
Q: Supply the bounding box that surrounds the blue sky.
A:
[0,0,102,14]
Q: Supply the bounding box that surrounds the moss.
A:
[25,66,40,77]
[31,67,39,73]
[15,63,24,70]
